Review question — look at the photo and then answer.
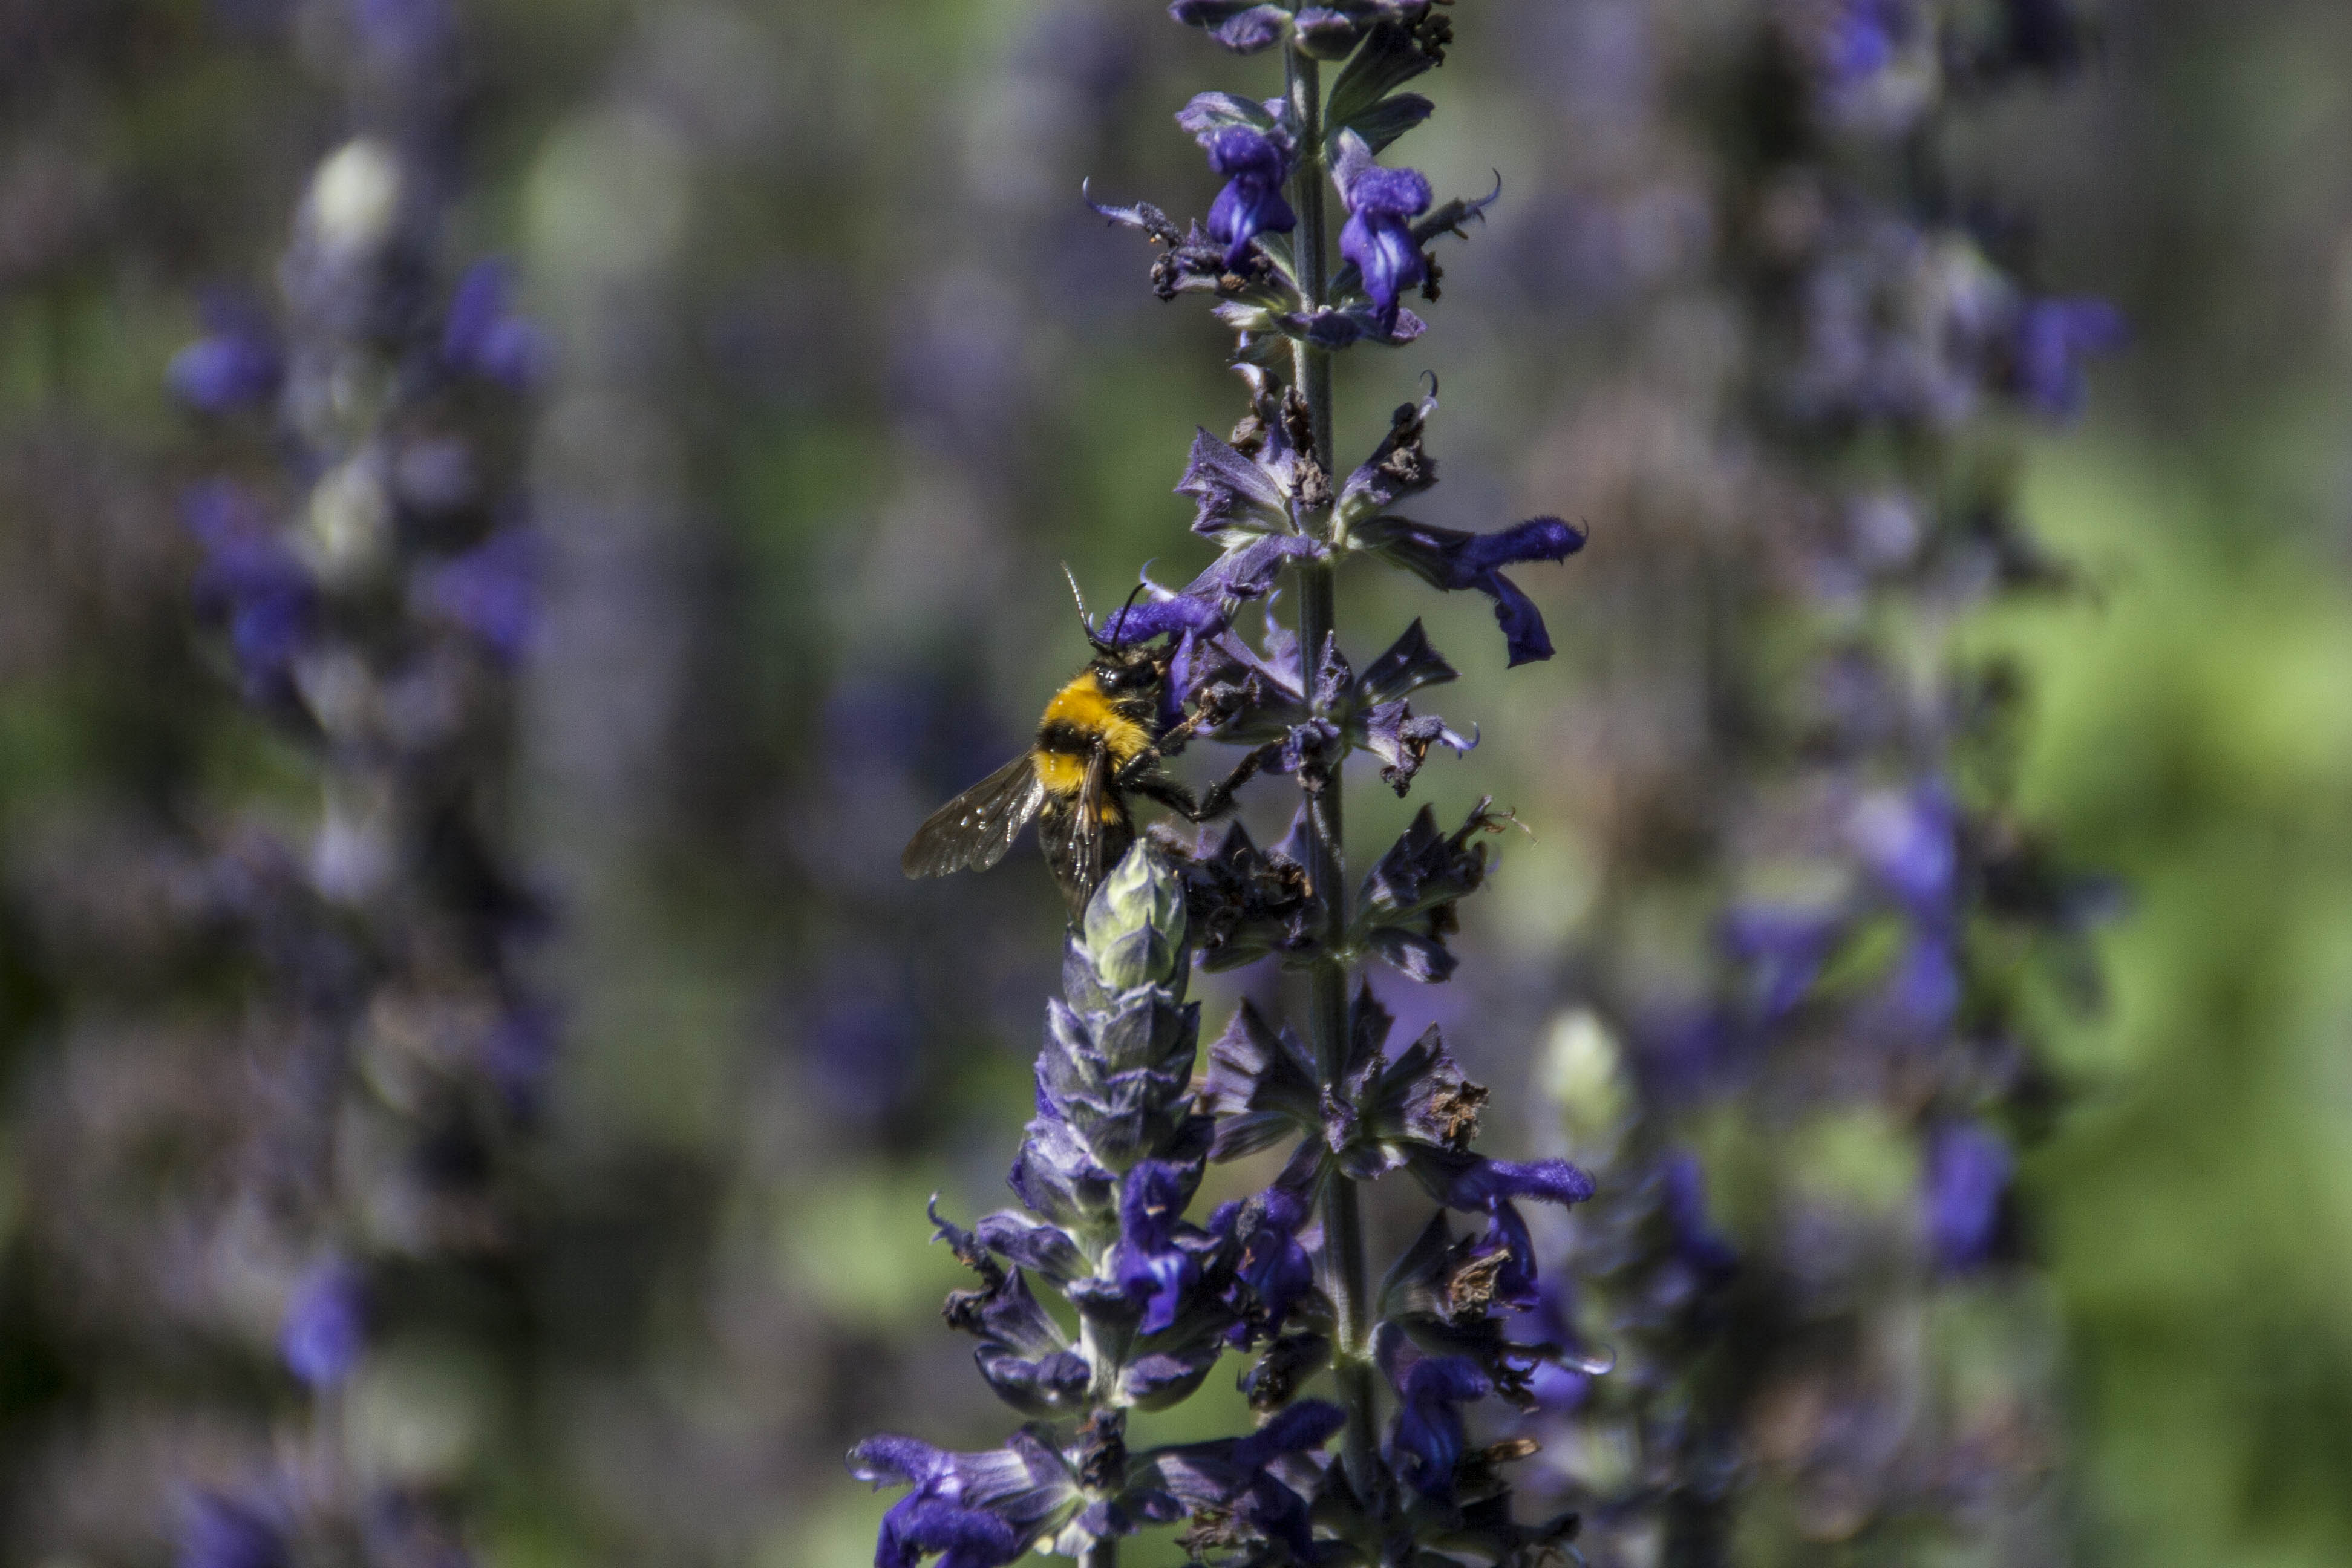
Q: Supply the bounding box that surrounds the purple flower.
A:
[1226,1400,1346,1552]
[1113,1160,1201,1334]
[420,527,538,662]
[1922,1120,2012,1272]
[1823,0,1910,87]
[280,1258,366,1388]
[168,292,282,413]
[481,1002,560,1117]
[1089,581,1228,648]
[350,0,456,71]
[183,481,317,696]
[442,260,550,390]
[1389,1355,1491,1502]
[1339,162,1434,327]
[1723,904,1847,1021]
[1851,783,1959,918]
[1884,930,1961,1033]
[1210,1183,1315,1335]
[1167,1,1290,53]
[1351,515,1587,666]
[2009,296,2124,420]
[1431,1155,1596,1310]
[849,1432,1079,1568]
[177,1493,289,1568]
[1199,126,1296,269]
[880,1502,1021,1568]
[1659,1153,1739,1283]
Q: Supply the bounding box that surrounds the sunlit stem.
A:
[1285,39,1381,1500]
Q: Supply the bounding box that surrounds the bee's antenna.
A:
[1109,580,1149,648]
[1062,563,1106,649]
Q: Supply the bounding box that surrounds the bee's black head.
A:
[1089,641,1168,694]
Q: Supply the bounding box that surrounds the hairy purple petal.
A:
[1444,1155,1598,1211]
[1114,1160,1200,1334]
[1389,1354,1491,1501]
[1200,125,1297,270]
[1352,515,1587,666]
[1232,1397,1346,1469]
[878,1497,1023,1568]
[1338,160,1434,324]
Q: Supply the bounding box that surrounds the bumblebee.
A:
[901,586,1267,918]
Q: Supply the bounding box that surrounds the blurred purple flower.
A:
[442,260,551,390]
[350,0,456,70]
[2009,296,2125,420]
[1922,1120,2012,1272]
[420,527,538,662]
[280,1258,366,1388]
[168,292,282,413]
[1723,904,1847,1021]
[1884,931,1961,1033]
[1851,783,1959,918]
[1823,0,1911,87]
[1660,1152,1740,1284]
[177,1492,289,1568]
[183,481,316,696]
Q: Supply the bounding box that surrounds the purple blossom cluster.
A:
[1514,0,2122,1558]
[164,1,548,1561]
[859,5,1607,1564]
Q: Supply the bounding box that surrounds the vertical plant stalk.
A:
[1284,43,1378,1496]
[860,11,1596,1562]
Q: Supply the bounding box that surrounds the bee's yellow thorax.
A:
[1035,751,1087,793]
[1034,671,1153,801]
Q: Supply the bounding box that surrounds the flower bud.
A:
[1083,845,1189,991]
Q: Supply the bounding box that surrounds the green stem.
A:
[1079,1540,1117,1568]
[1285,41,1380,1498]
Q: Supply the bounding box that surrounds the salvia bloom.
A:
[865,5,1596,1563]
[1523,1,2118,1560]
[166,0,546,1558]
[1200,125,1298,269]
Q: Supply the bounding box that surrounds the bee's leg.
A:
[1132,741,1282,823]
[1190,742,1282,820]
[1130,769,1202,819]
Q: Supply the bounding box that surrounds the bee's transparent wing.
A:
[1039,746,1132,919]
[901,754,1045,879]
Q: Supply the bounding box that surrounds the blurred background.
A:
[1,1,2350,1565]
